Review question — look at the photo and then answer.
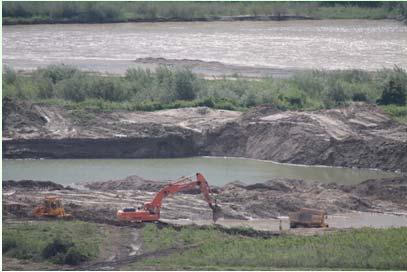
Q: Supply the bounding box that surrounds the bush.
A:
[326,81,349,106]
[3,66,17,85]
[37,79,54,99]
[64,247,89,265]
[352,92,368,102]
[42,238,74,259]
[37,64,78,84]
[135,100,164,111]
[214,98,239,110]
[87,78,130,102]
[282,88,305,108]
[174,69,198,101]
[242,92,257,107]
[41,238,90,265]
[377,79,406,105]
[57,74,86,102]
[4,64,407,113]
[196,97,215,108]
[3,236,17,252]
[3,221,101,266]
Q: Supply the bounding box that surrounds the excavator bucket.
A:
[211,204,223,222]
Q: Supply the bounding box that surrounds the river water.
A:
[3,20,407,74]
[2,157,399,186]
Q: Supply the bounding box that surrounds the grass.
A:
[3,65,407,124]
[2,220,104,265]
[3,221,407,269]
[128,225,407,270]
[3,2,406,25]
[381,105,407,124]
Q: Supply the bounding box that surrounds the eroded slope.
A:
[3,98,407,171]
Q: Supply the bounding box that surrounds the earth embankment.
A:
[3,98,407,171]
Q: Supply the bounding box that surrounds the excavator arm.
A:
[117,173,222,222]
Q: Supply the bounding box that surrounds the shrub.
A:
[37,64,78,84]
[135,100,164,111]
[126,67,154,83]
[326,81,348,106]
[64,247,89,265]
[2,82,17,98]
[242,92,257,107]
[196,97,215,108]
[3,66,17,85]
[283,88,305,108]
[57,74,86,102]
[37,79,54,99]
[377,79,406,105]
[3,236,17,252]
[352,92,368,102]
[174,69,198,101]
[42,238,74,259]
[214,98,239,110]
[87,78,130,102]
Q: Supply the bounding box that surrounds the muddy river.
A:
[2,157,399,186]
[3,20,407,76]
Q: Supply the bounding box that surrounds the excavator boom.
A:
[117,173,221,222]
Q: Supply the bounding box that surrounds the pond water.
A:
[3,20,407,74]
[2,157,399,186]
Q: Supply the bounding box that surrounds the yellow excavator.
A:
[32,196,72,219]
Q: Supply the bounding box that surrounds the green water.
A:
[2,157,399,186]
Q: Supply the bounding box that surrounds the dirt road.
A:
[3,98,407,172]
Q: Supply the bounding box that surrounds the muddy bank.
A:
[3,99,407,172]
[3,175,407,225]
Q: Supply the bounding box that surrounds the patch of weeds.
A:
[2,221,102,266]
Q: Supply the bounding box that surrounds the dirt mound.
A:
[85,175,166,191]
[218,177,407,218]
[84,175,217,195]
[2,97,47,139]
[2,180,66,190]
[351,176,407,204]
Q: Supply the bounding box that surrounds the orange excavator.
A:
[117,173,222,222]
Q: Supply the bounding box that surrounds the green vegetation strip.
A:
[133,225,407,270]
[3,2,406,25]
[2,220,103,265]
[3,64,407,123]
